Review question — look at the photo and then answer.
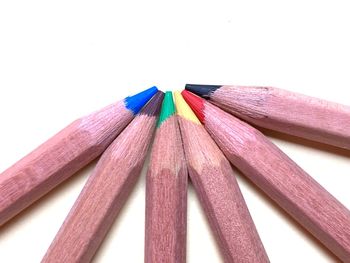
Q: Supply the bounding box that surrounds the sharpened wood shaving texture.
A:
[212,85,350,149]
[204,102,350,262]
[0,101,133,226]
[42,114,157,263]
[178,117,269,263]
[145,115,187,263]
[212,85,269,119]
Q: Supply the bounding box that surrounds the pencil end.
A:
[125,86,158,114]
[140,90,164,117]
[158,91,175,127]
[185,84,221,98]
[174,91,201,124]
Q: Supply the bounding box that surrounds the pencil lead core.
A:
[185,84,221,98]
[181,90,205,123]
[158,91,175,127]
[125,86,158,114]
[140,91,164,117]
[173,91,201,124]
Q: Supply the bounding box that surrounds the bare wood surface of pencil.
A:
[41,91,163,263]
[0,102,133,226]
[175,92,269,263]
[186,84,350,150]
[0,87,157,227]
[145,114,187,263]
[182,91,350,262]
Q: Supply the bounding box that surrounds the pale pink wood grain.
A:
[0,102,134,226]
[204,101,350,262]
[42,113,158,263]
[178,117,269,263]
[211,86,350,150]
[145,115,188,263]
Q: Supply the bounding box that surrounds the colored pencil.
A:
[174,91,269,262]
[145,91,188,263]
[0,86,157,227]
[186,84,350,150]
[182,90,350,262]
[41,91,164,263]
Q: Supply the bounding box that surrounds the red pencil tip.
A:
[181,90,205,123]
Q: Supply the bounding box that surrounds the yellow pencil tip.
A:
[174,91,201,124]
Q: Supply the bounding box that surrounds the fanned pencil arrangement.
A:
[0,83,349,263]
[182,89,350,262]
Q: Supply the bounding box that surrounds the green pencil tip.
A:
[157,91,175,127]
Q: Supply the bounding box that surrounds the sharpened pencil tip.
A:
[140,91,164,117]
[173,91,201,124]
[125,86,158,114]
[157,91,175,127]
[181,90,205,123]
[185,84,221,98]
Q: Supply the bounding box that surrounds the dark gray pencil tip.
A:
[185,84,221,98]
[139,91,165,117]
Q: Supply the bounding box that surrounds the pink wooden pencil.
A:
[175,92,269,263]
[186,84,350,150]
[182,90,350,262]
[42,91,164,263]
[0,87,157,226]
[145,91,188,263]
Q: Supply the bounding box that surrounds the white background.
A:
[0,1,350,262]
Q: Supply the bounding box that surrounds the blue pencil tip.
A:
[124,86,158,114]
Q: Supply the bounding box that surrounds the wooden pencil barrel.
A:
[175,91,269,263]
[205,103,350,262]
[0,103,133,226]
[145,115,187,263]
[212,86,350,150]
[42,91,163,263]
